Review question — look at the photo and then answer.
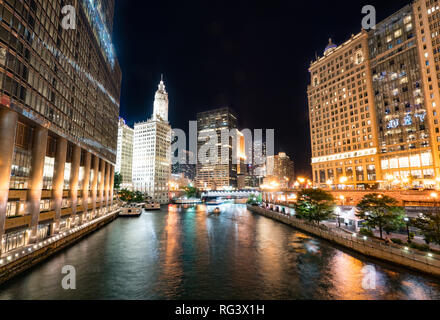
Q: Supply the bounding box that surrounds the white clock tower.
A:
[132,75,172,204]
[153,74,169,122]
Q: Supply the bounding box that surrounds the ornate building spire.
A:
[153,74,169,122]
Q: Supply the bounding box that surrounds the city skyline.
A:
[113,0,411,177]
[2,0,440,307]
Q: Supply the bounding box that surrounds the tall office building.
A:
[308,1,440,189]
[133,78,171,203]
[116,118,133,189]
[413,0,440,184]
[308,32,380,188]
[196,107,240,190]
[369,5,435,187]
[266,152,295,188]
[0,1,122,255]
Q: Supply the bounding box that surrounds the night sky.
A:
[112,0,410,177]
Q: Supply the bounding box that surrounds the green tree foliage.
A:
[294,189,335,225]
[356,194,405,239]
[383,207,406,236]
[114,172,122,190]
[413,212,440,245]
[247,194,262,205]
[119,189,145,203]
[133,191,144,202]
[183,185,200,198]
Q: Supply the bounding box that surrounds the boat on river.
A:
[205,198,224,206]
[144,202,161,210]
[173,198,202,205]
[120,203,143,217]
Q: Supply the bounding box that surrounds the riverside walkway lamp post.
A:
[404,217,411,243]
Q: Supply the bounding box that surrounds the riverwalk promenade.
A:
[247,205,440,278]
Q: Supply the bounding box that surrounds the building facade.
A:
[413,0,440,186]
[266,152,295,188]
[132,78,171,203]
[308,2,440,189]
[308,32,380,189]
[369,5,436,189]
[196,107,239,190]
[116,117,133,189]
[0,0,121,255]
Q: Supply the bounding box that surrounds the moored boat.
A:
[173,198,202,205]
[144,202,161,210]
[120,203,143,217]
[205,198,224,206]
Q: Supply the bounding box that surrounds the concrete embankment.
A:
[0,210,119,285]
[248,205,440,278]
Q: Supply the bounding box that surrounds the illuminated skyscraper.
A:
[116,118,133,189]
[0,0,121,254]
[308,32,380,188]
[196,107,240,190]
[133,78,171,203]
[369,5,434,188]
[308,2,440,189]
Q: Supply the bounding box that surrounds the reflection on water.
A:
[0,204,439,300]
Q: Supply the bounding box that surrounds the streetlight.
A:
[339,176,347,190]
[339,195,345,206]
[326,179,333,190]
[404,217,411,243]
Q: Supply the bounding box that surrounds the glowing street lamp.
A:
[404,217,411,243]
[339,176,348,184]
[298,177,306,184]
[339,195,345,206]
[326,179,333,189]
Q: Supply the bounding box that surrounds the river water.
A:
[0,204,439,300]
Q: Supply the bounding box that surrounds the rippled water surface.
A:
[0,204,439,300]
